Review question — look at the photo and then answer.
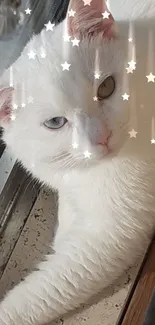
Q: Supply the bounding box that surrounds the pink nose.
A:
[97,139,108,146]
[97,133,112,147]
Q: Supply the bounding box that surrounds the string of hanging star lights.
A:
[6,0,155,168]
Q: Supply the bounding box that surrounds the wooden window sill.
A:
[118,238,155,325]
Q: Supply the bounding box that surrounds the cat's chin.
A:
[94,149,116,163]
[91,140,126,165]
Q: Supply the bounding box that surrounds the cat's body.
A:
[0,0,155,324]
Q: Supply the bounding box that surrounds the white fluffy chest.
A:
[56,157,155,242]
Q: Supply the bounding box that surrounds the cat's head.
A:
[0,0,129,184]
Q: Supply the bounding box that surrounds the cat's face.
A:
[0,0,129,180]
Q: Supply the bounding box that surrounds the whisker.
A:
[51,154,73,166]
[45,152,71,163]
[57,161,76,176]
[22,174,42,196]
[54,156,75,175]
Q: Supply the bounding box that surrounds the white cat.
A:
[0,0,155,324]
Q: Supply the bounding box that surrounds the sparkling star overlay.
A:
[61,62,71,71]
[25,8,31,15]
[122,93,130,101]
[83,0,92,5]
[44,21,55,31]
[102,11,110,19]
[128,129,138,138]
[68,9,76,17]
[146,73,155,83]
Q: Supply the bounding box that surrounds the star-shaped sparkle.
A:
[27,50,36,59]
[11,114,16,121]
[44,21,55,31]
[63,35,71,42]
[40,51,46,58]
[84,150,92,158]
[93,96,98,101]
[71,37,80,46]
[68,9,76,17]
[27,96,34,103]
[21,103,26,108]
[94,72,100,79]
[61,61,71,71]
[126,66,134,74]
[128,129,138,138]
[128,38,133,42]
[146,72,155,83]
[13,103,18,110]
[102,11,110,19]
[72,142,79,149]
[83,0,92,5]
[25,8,31,15]
[128,60,136,70]
[122,93,130,101]
[151,138,155,144]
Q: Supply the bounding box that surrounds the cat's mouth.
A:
[96,131,112,154]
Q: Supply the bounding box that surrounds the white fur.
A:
[0,1,155,324]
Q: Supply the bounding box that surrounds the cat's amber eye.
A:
[97,76,115,100]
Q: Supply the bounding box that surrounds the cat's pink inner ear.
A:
[67,0,115,39]
[0,87,14,122]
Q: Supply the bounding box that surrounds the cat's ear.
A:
[67,0,116,39]
[0,87,14,124]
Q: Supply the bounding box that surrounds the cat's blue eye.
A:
[43,117,68,130]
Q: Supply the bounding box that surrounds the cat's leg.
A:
[0,223,148,325]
